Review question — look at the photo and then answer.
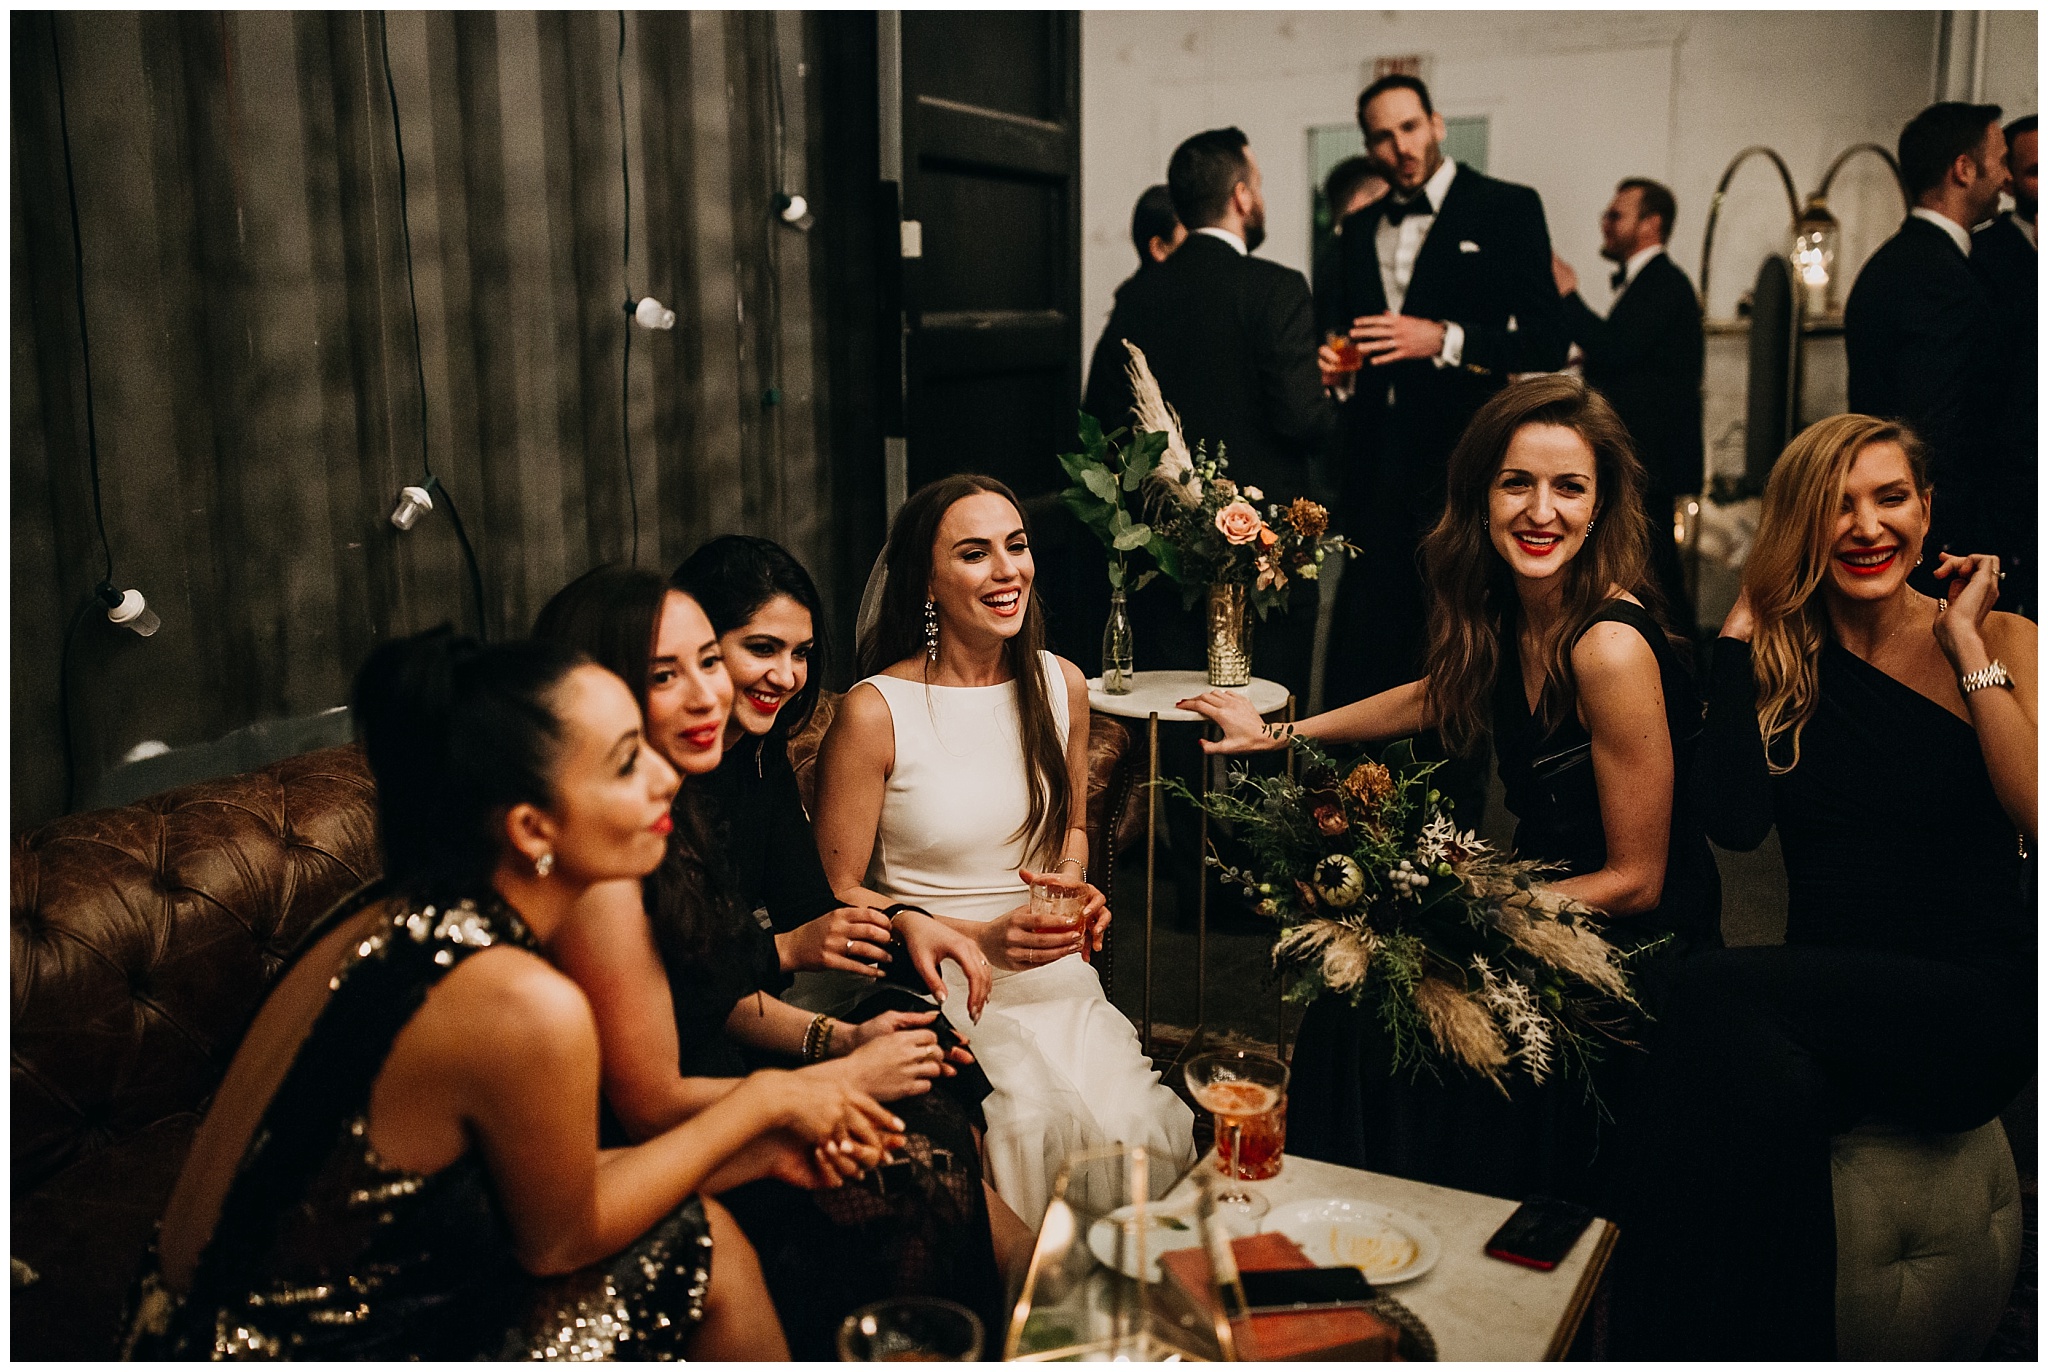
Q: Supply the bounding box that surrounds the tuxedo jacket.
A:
[1320,162,1567,523]
[1844,216,1999,544]
[1083,232,1334,502]
[1970,214,2037,553]
[1562,251,1705,499]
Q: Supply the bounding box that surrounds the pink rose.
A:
[1215,499,1264,545]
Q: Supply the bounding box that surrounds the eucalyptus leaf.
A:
[1081,467,1120,505]
[1077,409,1103,450]
[1129,568,1159,593]
[1112,525,1150,551]
[1056,448,1097,485]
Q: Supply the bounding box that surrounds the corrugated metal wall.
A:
[13,10,842,829]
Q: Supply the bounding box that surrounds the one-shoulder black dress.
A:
[124,886,713,1361]
[1613,637,2034,1359]
[1289,600,1721,1205]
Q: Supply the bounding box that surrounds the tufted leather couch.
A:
[11,746,380,1361]
[12,712,1137,1360]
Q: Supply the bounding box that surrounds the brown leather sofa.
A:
[12,709,1136,1359]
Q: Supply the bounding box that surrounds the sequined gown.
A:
[122,886,714,1361]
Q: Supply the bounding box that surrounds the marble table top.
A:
[1085,670,1290,723]
[1164,1150,1615,1362]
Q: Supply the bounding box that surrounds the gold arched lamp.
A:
[1698,146,1803,323]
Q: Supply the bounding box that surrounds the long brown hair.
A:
[858,474,1072,865]
[532,565,745,968]
[1421,375,1663,755]
[1744,414,1928,773]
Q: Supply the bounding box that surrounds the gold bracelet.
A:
[803,1012,832,1063]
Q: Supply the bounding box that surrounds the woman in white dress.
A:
[814,474,1195,1225]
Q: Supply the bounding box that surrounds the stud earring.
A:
[535,851,554,879]
[924,598,939,663]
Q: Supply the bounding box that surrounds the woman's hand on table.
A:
[891,909,993,1021]
[777,905,894,978]
[1176,690,1287,754]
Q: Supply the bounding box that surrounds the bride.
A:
[814,474,1195,1224]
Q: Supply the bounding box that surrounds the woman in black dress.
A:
[672,535,989,1012]
[1183,375,1719,1204]
[125,630,900,1359]
[533,567,1009,1359]
[1614,415,2035,1358]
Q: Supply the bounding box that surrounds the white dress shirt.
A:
[1616,243,1665,295]
[1194,226,1247,256]
[2017,215,2037,249]
[1374,157,1464,367]
[1910,207,1973,257]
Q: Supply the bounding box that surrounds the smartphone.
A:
[1484,1196,1595,1271]
[1236,1265,1376,1314]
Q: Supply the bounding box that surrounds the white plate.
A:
[1264,1197,1440,1285]
[1084,1200,1206,1282]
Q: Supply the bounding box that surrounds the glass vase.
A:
[1205,582,1252,687]
[1100,589,1134,694]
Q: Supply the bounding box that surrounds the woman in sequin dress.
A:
[124,631,903,1360]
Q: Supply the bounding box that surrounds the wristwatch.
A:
[1959,660,2014,694]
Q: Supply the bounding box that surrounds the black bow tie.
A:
[1610,267,1629,291]
[1383,194,1430,226]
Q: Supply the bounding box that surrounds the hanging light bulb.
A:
[631,296,676,330]
[774,192,813,232]
[390,481,436,531]
[96,583,160,637]
[1790,195,1840,316]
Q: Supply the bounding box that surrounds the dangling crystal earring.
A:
[1587,517,1597,532]
[1481,516,1490,529]
[535,851,555,878]
[924,598,939,663]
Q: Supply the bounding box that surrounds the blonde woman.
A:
[1616,415,2035,1358]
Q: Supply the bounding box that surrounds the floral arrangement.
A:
[1144,441,1351,617]
[1168,738,1653,1090]
[1114,341,1354,617]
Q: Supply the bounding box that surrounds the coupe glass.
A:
[836,1296,984,1361]
[1184,1050,1290,1231]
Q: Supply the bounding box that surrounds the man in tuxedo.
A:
[1971,114,2036,617]
[1845,101,2009,573]
[1553,178,1703,625]
[1319,74,1567,711]
[1083,126,1334,703]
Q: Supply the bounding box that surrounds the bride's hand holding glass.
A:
[1176,690,1288,755]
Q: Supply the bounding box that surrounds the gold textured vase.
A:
[1205,582,1252,687]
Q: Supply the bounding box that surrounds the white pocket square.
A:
[1459,240,1482,253]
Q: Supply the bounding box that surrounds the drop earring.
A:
[924,598,939,663]
[535,851,555,879]
[1587,517,1597,532]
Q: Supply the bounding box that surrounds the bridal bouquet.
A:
[1168,739,1651,1090]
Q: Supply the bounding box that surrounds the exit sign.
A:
[1370,54,1432,83]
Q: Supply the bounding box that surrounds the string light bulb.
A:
[774,192,813,232]
[630,296,676,330]
[389,479,436,531]
[96,582,160,637]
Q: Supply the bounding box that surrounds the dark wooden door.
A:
[892,11,1080,502]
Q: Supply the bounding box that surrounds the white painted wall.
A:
[1082,10,2035,365]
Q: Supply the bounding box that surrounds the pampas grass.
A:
[1413,974,1510,1084]
[1120,340,1197,502]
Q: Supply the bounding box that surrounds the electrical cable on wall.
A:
[49,14,160,814]
[377,11,488,637]
[618,11,677,568]
[617,11,639,566]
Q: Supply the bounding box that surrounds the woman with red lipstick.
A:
[534,566,1009,1358]
[127,629,901,1359]
[1183,375,1718,1204]
[814,474,1196,1227]
[673,535,988,1011]
[1614,415,2035,1359]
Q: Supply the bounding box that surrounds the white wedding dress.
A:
[858,652,1195,1225]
